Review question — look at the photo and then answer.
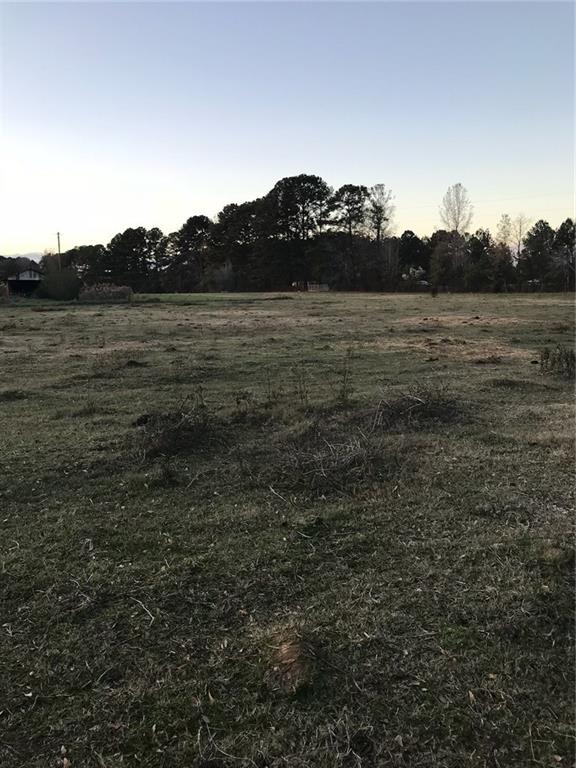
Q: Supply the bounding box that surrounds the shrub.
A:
[36,269,81,300]
[540,345,575,380]
[79,284,133,303]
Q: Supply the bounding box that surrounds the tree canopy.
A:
[13,175,571,295]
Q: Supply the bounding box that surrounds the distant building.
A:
[290,281,330,292]
[7,266,43,295]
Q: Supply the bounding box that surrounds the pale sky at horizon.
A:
[1,1,574,255]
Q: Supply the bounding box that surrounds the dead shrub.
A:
[284,431,391,494]
[135,392,214,460]
[79,284,133,303]
[369,385,461,430]
[540,345,575,380]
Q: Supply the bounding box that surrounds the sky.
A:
[0,1,574,255]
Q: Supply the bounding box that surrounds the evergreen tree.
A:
[398,230,431,274]
[166,216,213,291]
[518,220,556,289]
[552,218,575,291]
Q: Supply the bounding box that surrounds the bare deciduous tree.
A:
[496,213,512,247]
[511,213,531,261]
[439,183,473,233]
[367,184,395,244]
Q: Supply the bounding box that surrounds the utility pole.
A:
[57,232,61,270]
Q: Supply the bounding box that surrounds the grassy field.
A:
[1,292,574,768]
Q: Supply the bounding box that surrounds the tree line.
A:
[4,176,575,293]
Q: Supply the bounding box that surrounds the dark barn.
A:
[7,266,43,296]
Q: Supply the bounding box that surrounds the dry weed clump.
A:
[549,322,571,333]
[264,626,317,695]
[0,388,27,402]
[135,393,214,460]
[530,542,575,576]
[473,354,502,365]
[369,385,462,430]
[284,431,391,494]
[144,458,180,487]
[88,348,148,377]
[540,345,575,380]
[489,378,529,389]
[71,398,99,417]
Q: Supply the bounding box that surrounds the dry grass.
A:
[0,292,573,768]
[264,626,317,694]
[348,336,534,361]
[540,344,575,379]
[396,313,529,327]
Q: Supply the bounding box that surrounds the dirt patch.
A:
[396,314,527,328]
[64,342,160,360]
[194,308,326,330]
[345,337,533,361]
